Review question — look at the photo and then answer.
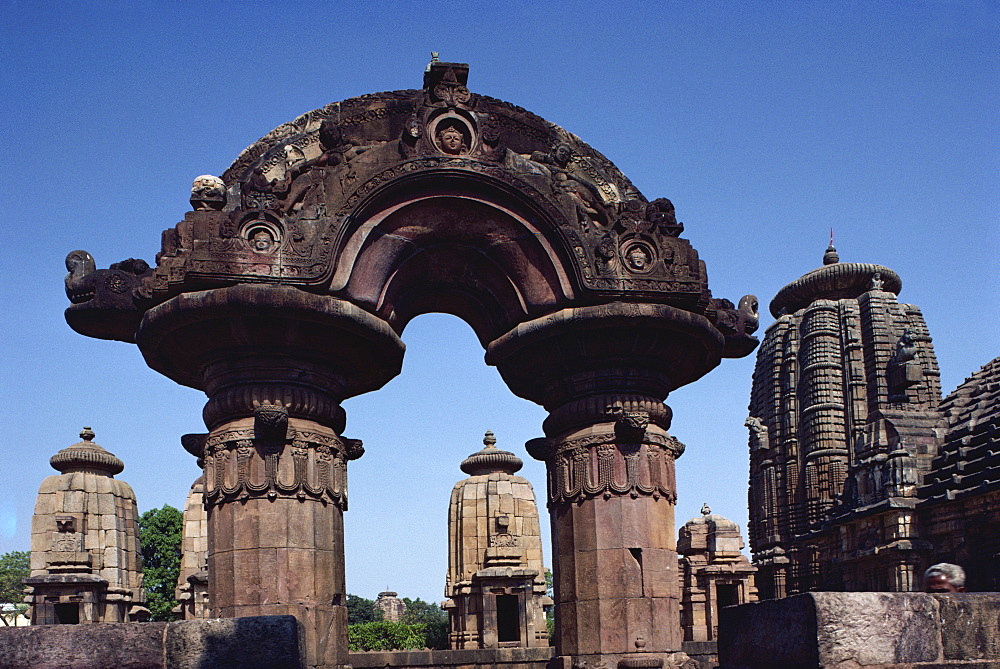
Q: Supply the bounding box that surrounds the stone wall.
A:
[718,592,1000,668]
[0,615,303,669]
[349,646,553,668]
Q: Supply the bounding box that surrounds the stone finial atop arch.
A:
[66,60,758,355]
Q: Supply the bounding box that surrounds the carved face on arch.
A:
[435,121,468,155]
[626,244,652,271]
[250,228,275,253]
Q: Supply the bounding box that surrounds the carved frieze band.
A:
[539,432,680,505]
[202,428,353,509]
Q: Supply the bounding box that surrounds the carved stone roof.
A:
[920,357,1000,504]
[460,430,523,476]
[49,427,124,476]
[769,249,902,317]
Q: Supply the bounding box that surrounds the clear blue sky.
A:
[2,1,996,605]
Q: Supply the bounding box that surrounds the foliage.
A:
[346,593,383,625]
[401,597,448,649]
[348,620,428,651]
[138,505,183,621]
[0,551,29,626]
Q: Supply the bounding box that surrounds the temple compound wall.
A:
[61,59,759,668]
[24,428,146,625]
[747,245,1000,598]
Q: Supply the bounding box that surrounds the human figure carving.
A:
[887,329,921,400]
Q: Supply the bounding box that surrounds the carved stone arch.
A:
[333,170,579,343]
[63,60,761,669]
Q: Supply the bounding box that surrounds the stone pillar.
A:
[488,303,726,669]
[136,285,404,669]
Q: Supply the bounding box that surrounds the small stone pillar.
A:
[174,474,209,619]
[678,505,757,642]
[444,431,550,649]
[24,428,145,625]
[374,591,407,622]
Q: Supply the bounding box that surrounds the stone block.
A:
[0,621,167,669]
[63,490,86,513]
[718,592,948,668]
[37,476,61,494]
[932,593,1000,661]
[164,615,304,668]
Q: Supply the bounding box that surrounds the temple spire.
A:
[823,229,839,265]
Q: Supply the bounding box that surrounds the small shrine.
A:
[173,474,209,619]
[374,591,407,622]
[678,504,757,642]
[443,431,551,649]
[24,428,146,624]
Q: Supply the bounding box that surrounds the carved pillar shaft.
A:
[203,408,359,668]
[487,303,727,669]
[529,397,683,667]
[136,286,404,669]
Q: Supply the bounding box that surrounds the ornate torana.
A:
[63,59,759,668]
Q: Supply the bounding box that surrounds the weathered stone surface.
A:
[375,591,407,623]
[718,593,1000,668]
[174,474,209,620]
[164,615,303,669]
[0,622,168,669]
[445,431,549,650]
[349,646,553,668]
[678,506,756,642]
[932,594,1000,661]
[0,616,303,669]
[749,247,1000,599]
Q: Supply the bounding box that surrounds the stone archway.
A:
[65,60,759,669]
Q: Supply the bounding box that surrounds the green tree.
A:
[401,597,448,649]
[346,593,383,625]
[138,505,183,621]
[348,620,427,651]
[0,551,29,626]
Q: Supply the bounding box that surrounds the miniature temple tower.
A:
[678,504,756,642]
[173,474,209,619]
[24,428,145,624]
[374,590,407,622]
[747,247,943,597]
[444,431,550,649]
